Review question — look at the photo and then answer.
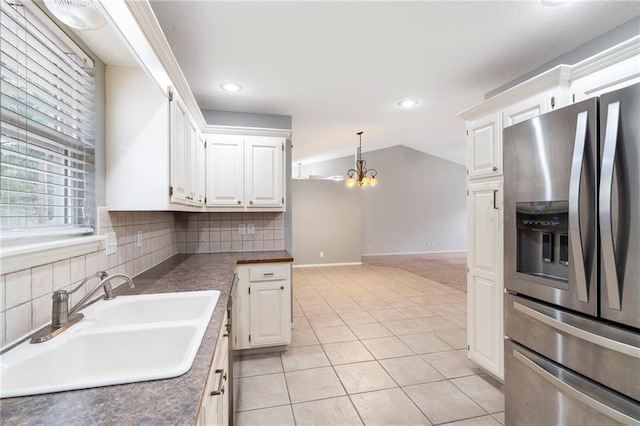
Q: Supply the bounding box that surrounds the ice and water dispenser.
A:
[516,201,569,284]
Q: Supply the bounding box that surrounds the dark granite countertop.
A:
[0,251,293,426]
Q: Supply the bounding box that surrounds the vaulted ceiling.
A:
[149,1,639,165]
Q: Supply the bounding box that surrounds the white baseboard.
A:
[293,262,362,268]
[361,250,467,256]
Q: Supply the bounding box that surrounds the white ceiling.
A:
[149,1,639,166]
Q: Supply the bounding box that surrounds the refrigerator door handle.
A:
[512,300,640,358]
[600,101,622,311]
[511,347,640,425]
[569,111,589,303]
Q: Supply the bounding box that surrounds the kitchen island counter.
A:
[0,251,293,425]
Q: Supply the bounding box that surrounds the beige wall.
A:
[292,179,362,265]
[360,146,467,254]
[290,146,467,265]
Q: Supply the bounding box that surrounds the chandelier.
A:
[346,131,378,187]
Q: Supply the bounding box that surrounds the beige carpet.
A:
[362,252,468,293]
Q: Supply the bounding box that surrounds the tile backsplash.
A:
[175,212,285,253]
[0,208,177,346]
[0,209,286,347]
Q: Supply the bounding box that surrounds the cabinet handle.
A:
[210,369,225,396]
[493,190,499,210]
[263,272,274,276]
[280,286,284,290]
[249,201,253,205]
[237,200,241,204]
[492,166,498,172]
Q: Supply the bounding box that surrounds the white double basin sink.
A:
[0,290,220,398]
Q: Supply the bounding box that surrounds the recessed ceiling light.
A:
[219,82,243,93]
[397,99,419,108]
[540,0,576,6]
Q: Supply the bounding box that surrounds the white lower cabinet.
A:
[234,263,292,350]
[199,317,230,426]
[466,179,504,380]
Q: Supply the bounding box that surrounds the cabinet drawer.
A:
[249,265,288,282]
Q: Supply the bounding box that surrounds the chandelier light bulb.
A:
[345,131,378,188]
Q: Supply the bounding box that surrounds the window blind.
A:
[0,0,96,238]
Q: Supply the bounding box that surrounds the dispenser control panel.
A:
[516,201,568,231]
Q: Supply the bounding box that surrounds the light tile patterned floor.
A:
[235,265,504,426]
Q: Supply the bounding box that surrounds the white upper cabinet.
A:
[245,138,284,208]
[205,135,245,207]
[205,134,286,211]
[194,132,206,205]
[467,113,502,179]
[502,91,554,128]
[169,91,190,205]
[170,91,205,207]
[106,72,205,211]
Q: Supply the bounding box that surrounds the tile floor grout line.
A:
[238,263,503,425]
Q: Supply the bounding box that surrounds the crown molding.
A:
[457,65,572,120]
[203,125,291,138]
[570,36,640,81]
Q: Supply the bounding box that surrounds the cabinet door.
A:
[502,93,552,128]
[186,118,198,204]
[245,137,284,208]
[194,131,206,205]
[205,135,244,207]
[468,275,502,378]
[250,280,291,347]
[200,319,229,425]
[467,113,502,178]
[170,91,190,204]
[467,180,504,379]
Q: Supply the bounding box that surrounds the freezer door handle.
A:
[600,101,622,311]
[512,300,640,358]
[512,346,640,425]
[569,111,589,303]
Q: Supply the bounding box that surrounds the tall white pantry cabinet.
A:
[459,37,640,381]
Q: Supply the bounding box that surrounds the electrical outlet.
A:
[320,251,324,258]
[137,230,143,248]
[105,232,117,256]
[238,224,246,235]
[247,224,255,235]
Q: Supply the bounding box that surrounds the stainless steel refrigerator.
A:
[503,83,640,425]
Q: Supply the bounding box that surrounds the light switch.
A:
[247,224,255,235]
[238,224,246,235]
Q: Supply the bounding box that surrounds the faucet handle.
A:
[52,290,70,328]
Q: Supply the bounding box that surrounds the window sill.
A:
[0,236,105,275]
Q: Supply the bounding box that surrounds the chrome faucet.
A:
[31,271,135,344]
